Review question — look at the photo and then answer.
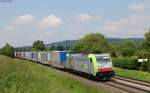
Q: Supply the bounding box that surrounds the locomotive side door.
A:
[89,58,94,75]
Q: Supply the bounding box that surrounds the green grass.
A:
[113,67,150,82]
[0,55,110,93]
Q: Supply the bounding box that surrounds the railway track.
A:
[103,76,150,93]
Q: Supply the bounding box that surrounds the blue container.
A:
[60,51,69,66]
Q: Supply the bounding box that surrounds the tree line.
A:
[1,29,150,72]
[0,40,70,57]
[1,29,150,58]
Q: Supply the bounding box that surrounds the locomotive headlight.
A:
[97,63,101,66]
[97,63,104,67]
[109,62,112,66]
[97,63,105,68]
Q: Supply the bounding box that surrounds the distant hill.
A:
[45,38,144,47]
[15,38,144,51]
[107,38,144,44]
[45,40,79,47]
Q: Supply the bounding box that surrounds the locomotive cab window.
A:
[96,57,110,63]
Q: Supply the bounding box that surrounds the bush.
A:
[112,57,139,70]
[146,61,150,73]
[139,62,148,71]
[0,43,14,58]
[119,42,136,57]
[136,50,150,72]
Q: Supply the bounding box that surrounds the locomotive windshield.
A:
[96,56,110,63]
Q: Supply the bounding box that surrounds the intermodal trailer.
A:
[26,52,32,60]
[50,51,69,68]
[60,51,69,66]
[31,52,39,62]
[22,52,26,59]
[14,52,18,58]
[38,52,50,64]
[18,52,22,58]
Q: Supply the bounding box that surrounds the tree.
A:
[56,45,65,51]
[140,29,150,72]
[143,29,150,51]
[136,50,150,58]
[64,46,71,50]
[32,40,45,51]
[70,43,83,53]
[109,44,118,57]
[0,43,14,57]
[71,33,111,54]
[50,46,56,51]
[136,50,150,71]
[44,47,51,52]
[119,42,136,57]
[0,48,3,54]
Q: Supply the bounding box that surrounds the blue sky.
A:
[0,0,150,47]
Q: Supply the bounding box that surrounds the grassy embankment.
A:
[0,55,110,93]
[113,67,150,82]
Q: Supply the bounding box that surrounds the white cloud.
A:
[97,16,150,38]
[75,13,101,22]
[39,15,62,28]
[129,4,144,12]
[3,14,37,32]
[1,13,150,48]
[2,14,62,32]
[16,14,36,23]
[0,14,63,47]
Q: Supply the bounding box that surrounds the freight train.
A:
[14,51,115,80]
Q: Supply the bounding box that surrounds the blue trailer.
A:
[60,51,69,66]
